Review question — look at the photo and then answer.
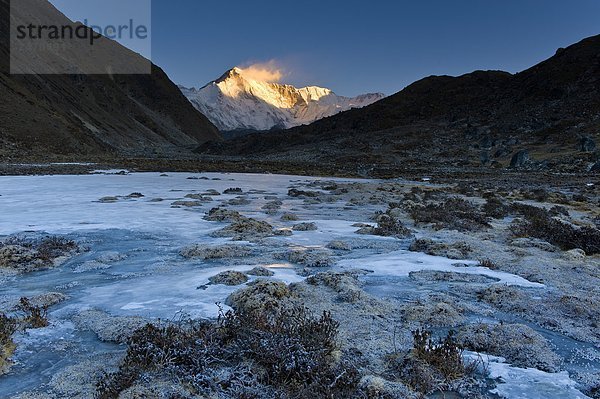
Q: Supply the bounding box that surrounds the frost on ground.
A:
[0,172,598,399]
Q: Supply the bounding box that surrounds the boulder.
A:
[510,150,530,168]
[579,137,596,152]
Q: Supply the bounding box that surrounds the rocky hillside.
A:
[200,35,600,174]
[0,0,221,160]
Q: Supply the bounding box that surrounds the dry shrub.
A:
[410,198,490,231]
[35,236,78,262]
[511,204,600,254]
[97,307,359,398]
[394,329,469,394]
[17,297,49,329]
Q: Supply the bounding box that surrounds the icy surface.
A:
[467,353,591,399]
[339,250,545,288]
[0,172,589,398]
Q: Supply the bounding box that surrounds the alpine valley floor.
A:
[0,171,598,398]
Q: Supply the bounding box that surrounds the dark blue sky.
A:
[52,0,600,96]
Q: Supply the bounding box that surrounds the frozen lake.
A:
[0,172,592,398]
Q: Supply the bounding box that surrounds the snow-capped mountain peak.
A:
[180,68,385,132]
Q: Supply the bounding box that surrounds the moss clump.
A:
[208,271,249,286]
[0,235,78,272]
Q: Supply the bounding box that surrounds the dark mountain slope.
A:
[201,35,600,174]
[0,0,221,160]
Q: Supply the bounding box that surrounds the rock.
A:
[510,150,530,168]
[479,137,493,149]
[326,240,352,251]
[280,213,299,221]
[510,237,558,252]
[273,229,293,236]
[212,217,274,240]
[98,196,119,203]
[180,244,252,259]
[262,200,283,211]
[223,187,243,194]
[29,292,68,308]
[208,271,248,286]
[307,271,364,303]
[184,193,213,201]
[408,239,472,260]
[480,150,491,165]
[73,310,147,343]
[292,222,318,231]
[246,266,274,277]
[288,188,319,198]
[359,376,418,399]
[125,192,144,199]
[564,248,586,260]
[579,137,597,152]
[283,249,335,268]
[457,323,561,372]
[48,355,122,398]
[171,200,204,207]
[477,285,528,312]
[227,197,252,206]
[494,146,513,158]
[204,207,243,222]
[226,280,294,315]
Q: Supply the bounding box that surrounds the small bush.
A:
[0,313,17,371]
[0,314,16,350]
[97,307,358,398]
[373,214,413,238]
[395,329,469,394]
[410,198,490,231]
[511,204,600,254]
[412,330,465,380]
[483,197,511,219]
[520,188,549,202]
[478,259,499,270]
[17,297,49,329]
[35,236,78,262]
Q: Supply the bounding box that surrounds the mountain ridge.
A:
[0,0,221,160]
[198,34,600,174]
[180,67,385,131]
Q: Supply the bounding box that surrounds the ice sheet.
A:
[338,250,545,288]
[467,353,591,399]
